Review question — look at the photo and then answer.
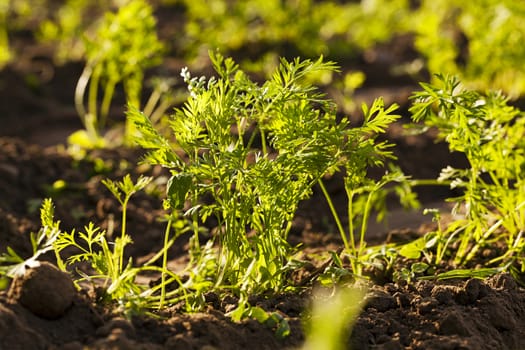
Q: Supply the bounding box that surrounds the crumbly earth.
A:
[2,28,525,349]
[2,109,525,350]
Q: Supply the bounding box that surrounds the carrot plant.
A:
[178,0,412,68]
[128,51,400,317]
[0,175,191,315]
[38,0,110,63]
[407,74,525,278]
[320,162,421,278]
[413,0,525,97]
[72,0,163,147]
[0,199,62,278]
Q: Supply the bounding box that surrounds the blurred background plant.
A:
[412,0,525,98]
[71,0,164,148]
[3,0,525,149]
[302,285,366,350]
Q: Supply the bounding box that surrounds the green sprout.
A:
[72,0,163,147]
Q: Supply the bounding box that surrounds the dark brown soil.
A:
[1,16,525,350]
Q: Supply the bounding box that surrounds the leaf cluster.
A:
[413,0,525,97]
[407,74,525,273]
[129,52,401,305]
[73,0,164,145]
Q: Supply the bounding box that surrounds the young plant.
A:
[179,0,411,66]
[72,0,163,147]
[100,175,152,273]
[49,175,153,303]
[128,52,401,313]
[0,174,182,312]
[37,0,110,64]
[0,198,63,279]
[320,162,421,276]
[409,74,525,276]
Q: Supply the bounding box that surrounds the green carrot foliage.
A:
[129,52,400,307]
[409,74,525,273]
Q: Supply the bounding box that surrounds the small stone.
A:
[8,261,76,319]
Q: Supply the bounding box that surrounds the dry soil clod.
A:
[7,261,77,319]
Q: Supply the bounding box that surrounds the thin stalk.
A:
[143,87,162,118]
[409,179,452,187]
[435,224,464,266]
[88,68,101,132]
[143,235,176,266]
[358,191,374,258]
[159,216,172,309]
[190,194,201,252]
[465,200,525,264]
[455,169,481,264]
[260,128,267,155]
[244,123,259,155]
[149,98,172,124]
[119,197,129,274]
[347,189,357,252]
[100,79,117,130]
[487,232,523,266]
[318,179,348,250]
[74,64,93,126]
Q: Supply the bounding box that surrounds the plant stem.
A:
[358,191,374,258]
[409,179,451,187]
[74,64,93,126]
[100,79,117,130]
[318,179,349,250]
[143,87,162,118]
[119,197,128,274]
[88,68,101,133]
[465,199,525,264]
[160,216,172,309]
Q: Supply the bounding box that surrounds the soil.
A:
[2,13,525,350]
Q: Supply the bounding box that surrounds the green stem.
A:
[347,190,356,253]
[88,67,101,132]
[318,179,348,250]
[143,87,161,118]
[465,199,525,264]
[149,98,172,124]
[260,128,267,155]
[100,79,117,130]
[74,64,93,126]
[119,198,128,274]
[409,179,451,187]
[159,216,172,309]
[358,191,374,258]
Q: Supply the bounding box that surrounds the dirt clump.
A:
[8,261,76,319]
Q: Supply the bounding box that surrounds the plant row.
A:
[2,53,524,329]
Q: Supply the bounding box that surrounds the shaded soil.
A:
[2,17,525,350]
